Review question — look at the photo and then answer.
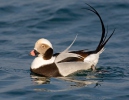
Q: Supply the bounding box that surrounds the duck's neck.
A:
[31,56,55,69]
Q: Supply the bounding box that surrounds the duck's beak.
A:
[30,49,40,56]
[30,50,36,56]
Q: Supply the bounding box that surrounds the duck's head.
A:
[30,38,53,60]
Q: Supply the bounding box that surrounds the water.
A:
[0,0,129,100]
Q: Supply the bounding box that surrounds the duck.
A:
[30,4,115,77]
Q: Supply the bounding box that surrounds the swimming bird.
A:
[30,4,115,77]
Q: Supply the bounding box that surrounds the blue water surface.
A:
[0,0,129,100]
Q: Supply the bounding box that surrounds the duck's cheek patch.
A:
[43,48,53,60]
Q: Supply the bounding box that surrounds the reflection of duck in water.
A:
[31,74,50,84]
[30,74,99,88]
[30,4,115,77]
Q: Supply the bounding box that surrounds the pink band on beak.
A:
[30,50,35,56]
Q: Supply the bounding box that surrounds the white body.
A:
[31,56,55,69]
[31,49,103,76]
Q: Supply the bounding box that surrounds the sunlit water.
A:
[0,0,129,100]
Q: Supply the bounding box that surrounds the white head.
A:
[35,38,53,49]
[30,38,53,60]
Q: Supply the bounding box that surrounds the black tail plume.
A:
[82,3,115,53]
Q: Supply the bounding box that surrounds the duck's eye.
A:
[41,45,45,48]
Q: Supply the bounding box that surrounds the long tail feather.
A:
[82,3,115,53]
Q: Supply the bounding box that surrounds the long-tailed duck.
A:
[30,4,115,77]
